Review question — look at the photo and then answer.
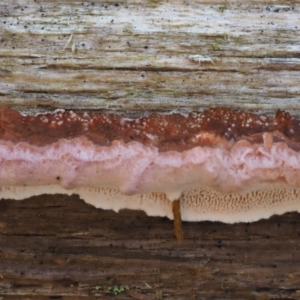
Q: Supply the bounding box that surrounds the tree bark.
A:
[1,195,300,300]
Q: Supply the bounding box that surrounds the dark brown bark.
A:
[0,194,300,299]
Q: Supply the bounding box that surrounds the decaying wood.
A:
[1,195,300,300]
[0,0,300,115]
[1,0,300,299]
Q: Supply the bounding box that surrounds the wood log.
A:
[1,0,300,299]
[1,1,299,114]
[1,195,300,300]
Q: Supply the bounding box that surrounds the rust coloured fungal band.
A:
[1,107,300,229]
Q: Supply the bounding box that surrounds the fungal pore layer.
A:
[1,106,300,223]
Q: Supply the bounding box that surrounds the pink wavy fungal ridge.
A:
[1,107,300,223]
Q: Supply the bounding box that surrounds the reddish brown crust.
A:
[1,107,300,152]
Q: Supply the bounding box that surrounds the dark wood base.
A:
[0,194,300,299]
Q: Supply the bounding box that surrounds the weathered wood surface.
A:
[0,0,300,114]
[1,0,300,299]
[1,195,300,300]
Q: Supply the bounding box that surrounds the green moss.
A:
[106,285,129,295]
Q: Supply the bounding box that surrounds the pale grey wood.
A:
[0,1,299,115]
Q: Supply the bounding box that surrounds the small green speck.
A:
[106,285,129,295]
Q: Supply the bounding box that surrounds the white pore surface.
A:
[2,185,300,223]
[1,137,300,222]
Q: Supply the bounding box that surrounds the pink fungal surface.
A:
[1,107,300,222]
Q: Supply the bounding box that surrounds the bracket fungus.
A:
[1,107,300,241]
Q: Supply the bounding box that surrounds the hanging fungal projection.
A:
[1,106,300,241]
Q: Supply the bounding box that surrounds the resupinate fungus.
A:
[1,106,300,242]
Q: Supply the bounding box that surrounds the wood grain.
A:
[1,195,300,300]
[0,1,299,114]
